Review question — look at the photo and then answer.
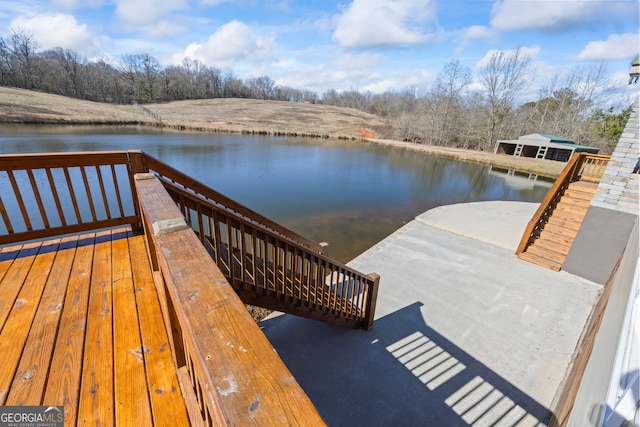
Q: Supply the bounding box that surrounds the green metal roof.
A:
[567,144,600,153]
[537,133,574,143]
[632,55,640,66]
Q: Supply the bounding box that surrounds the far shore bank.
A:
[366,138,565,178]
[1,87,565,178]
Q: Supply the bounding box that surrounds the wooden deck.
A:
[0,227,191,426]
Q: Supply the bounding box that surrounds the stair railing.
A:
[140,153,380,330]
[515,153,609,257]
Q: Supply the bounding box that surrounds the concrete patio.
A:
[260,201,602,426]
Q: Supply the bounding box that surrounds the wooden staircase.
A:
[517,180,597,270]
[516,153,610,271]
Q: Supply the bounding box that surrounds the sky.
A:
[1,0,639,106]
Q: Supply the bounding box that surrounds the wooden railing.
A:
[141,154,380,329]
[0,150,379,329]
[516,153,610,256]
[135,173,325,426]
[0,151,142,246]
[575,154,610,183]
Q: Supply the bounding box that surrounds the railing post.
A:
[128,150,148,232]
[364,273,380,330]
[320,242,329,256]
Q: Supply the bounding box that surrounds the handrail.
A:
[134,173,326,426]
[140,153,325,253]
[0,151,141,245]
[146,156,379,329]
[516,153,610,256]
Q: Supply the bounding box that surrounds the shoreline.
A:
[364,138,565,178]
[2,120,566,178]
[1,87,565,178]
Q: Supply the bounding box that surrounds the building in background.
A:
[494,133,601,162]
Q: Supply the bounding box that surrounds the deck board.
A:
[78,230,115,426]
[44,234,95,425]
[0,239,60,405]
[0,228,191,426]
[128,232,191,427]
[6,236,78,406]
[113,230,153,427]
[0,242,41,332]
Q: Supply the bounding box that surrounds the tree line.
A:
[0,29,630,152]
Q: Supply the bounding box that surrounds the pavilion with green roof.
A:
[494,133,600,162]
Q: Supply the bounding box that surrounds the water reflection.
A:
[0,125,552,262]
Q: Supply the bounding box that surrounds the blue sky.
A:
[1,0,639,105]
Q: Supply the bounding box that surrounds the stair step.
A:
[558,195,591,208]
[538,230,576,247]
[568,180,598,192]
[526,243,567,262]
[554,202,589,216]
[533,238,571,256]
[547,215,583,231]
[563,188,596,201]
[518,251,562,271]
[543,223,580,239]
[552,207,586,222]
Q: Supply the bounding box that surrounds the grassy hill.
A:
[0,87,565,177]
[0,87,386,139]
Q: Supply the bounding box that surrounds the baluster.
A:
[63,168,80,224]
[7,170,31,231]
[46,168,66,226]
[0,196,13,234]
[80,166,97,222]
[26,169,49,229]
[95,165,111,219]
[111,164,125,218]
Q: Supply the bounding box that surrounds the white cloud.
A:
[272,50,433,94]
[114,0,189,36]
[455,25,498,51]
[490,0,603,32]
[475,46,541,69]
[10,13,101,54]
[174,20,275,69]
[361,69,434,93]
[332,0,438,48]
[577,33,640,61]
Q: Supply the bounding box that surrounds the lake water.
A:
[0,124,552,262]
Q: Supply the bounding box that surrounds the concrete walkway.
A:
[261,201,602,427]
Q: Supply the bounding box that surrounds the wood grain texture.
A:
[77,230,114,426]
[0,239,59,405]
[43,234,95,425]
[128,232,190,427]
[112,230,153,427]
[6,236,78,406]
[136,175,325,426]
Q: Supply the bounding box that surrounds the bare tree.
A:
[246,76,275,100]
[4,28,40,89]
[431,59,472,145]
[121,53,160,102]
[41,47,85,97]
[479,47,534,147]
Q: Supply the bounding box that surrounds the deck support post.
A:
[364,273,380,330]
